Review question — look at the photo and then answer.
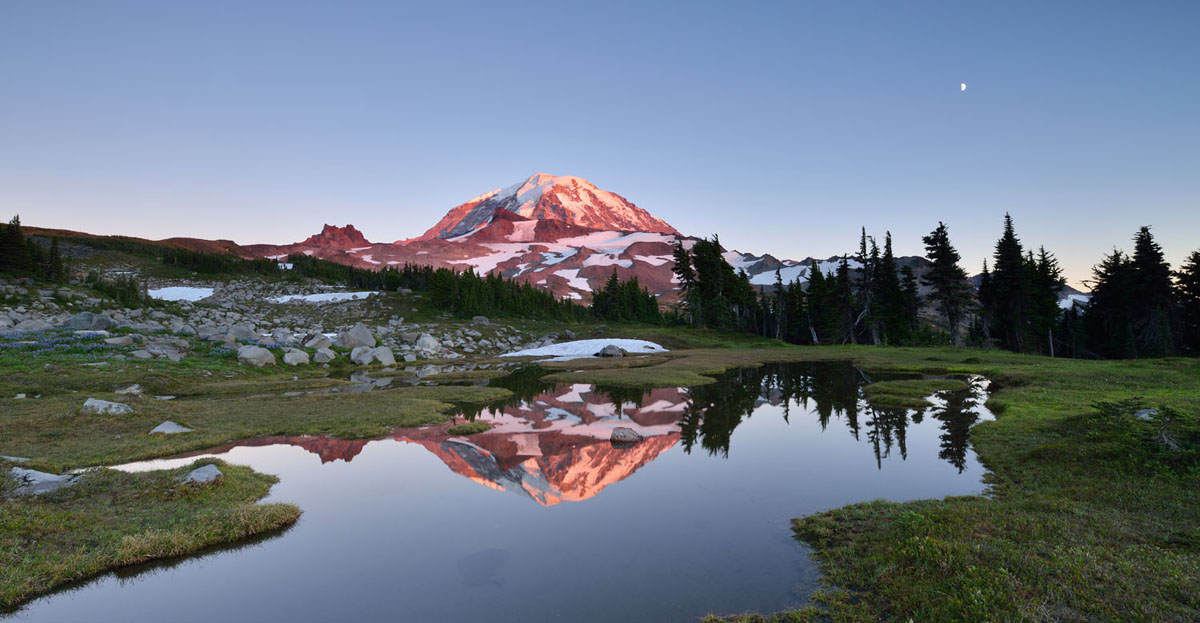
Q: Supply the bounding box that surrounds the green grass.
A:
[0,459,299,609]
[446,421,491,435]
[862,378,969,409]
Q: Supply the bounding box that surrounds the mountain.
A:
[300,224,371,249]
[417,173,678,241]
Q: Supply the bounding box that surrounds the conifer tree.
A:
[1128,226,1176,356]
[1175,249,1200,353]
[1085,249,1136,358]
[987,213,1028,351]
[921,222,972,345]
[1029,247,1066,356]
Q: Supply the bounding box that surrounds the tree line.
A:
[672,216,1200,358]
[0,216,67,282]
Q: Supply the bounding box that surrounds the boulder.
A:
[105,335,134,346]
[415,333,441,353]
[227,323,259,341]
[596,345,625,358]
[313,347,337,364]
[14,318,53,332]
[282,348,310,366]
[237,345,276,367]
[371,347,396,366]
[82,398,133,415]
[335,322,376,349]
[179,464,222,484]
[8,467,80,496]
[129,349,154,360]
[350,346,394,366]
[303,334,332,349]
[270,328,297,345]
[471,316,490,326]
[150,421,194,435]
[610,427,643,445]
[60,312,117,331]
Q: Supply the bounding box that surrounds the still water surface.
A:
[8,363,993,622]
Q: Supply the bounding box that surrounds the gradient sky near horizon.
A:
[2,1,1198,288]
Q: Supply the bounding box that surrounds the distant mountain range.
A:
[30,172,1086,303]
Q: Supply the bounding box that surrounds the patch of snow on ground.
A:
[360,255,381,265]
[583,254,633,268]
[271,292,378,304]
[148,287,214,302]
[723,251,759,271]
[633,254,673,266]
[449,247,528,274]
[540,249,577,266]
[556,231,674,253]
[553,269,592,292]
[500,338,668,361]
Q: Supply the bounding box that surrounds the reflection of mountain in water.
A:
[206,364,987,504]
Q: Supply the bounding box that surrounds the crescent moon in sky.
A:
[961,83,967,91]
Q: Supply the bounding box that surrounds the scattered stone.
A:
[60,311,117,331]
[610,427,643,445]
[350,346,395,366]
[227,323,259,341]
[563,329,577,339]
[303,334,332,349]
[179,464,223,484]
[313,347,337,364]
[8,467,80,496]
[73,330,111,338]
[335,322,376,349]
[270,328,297,345]
[115,384,143,396]
[129,349,154,360]
[282,348,310,366]
[596,345,625,358]
[154,395,177,401]
[471,316,490,326]
[415,333,441,353]
[81,398,133,415]
[1,455,31,463]
[237,345,276,367]
[372,347,396,366]
[105,335,134,346]
[403,353,417,363]
[150,421,194,435]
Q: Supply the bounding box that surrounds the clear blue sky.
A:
[3,1,1198,287]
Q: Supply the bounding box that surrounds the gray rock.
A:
[563,329,577,339]
[403,353,417,363]
[371,347,396,366]
[610,427,643,444]
[415,333,441,353]
[282,348,310,366]
[73,330,111,338]
[303,334,332,349]
[1134,408,1158,421]
[227,323,259,341]
[8,467,80,496]
[399,332,420,344]
[471,316,490,326]
[150,421,194,434]
[596,345,625,358]
[105,335,134,346]
[82,398,133,415]
[60,312,117,331]
[237,345,276,367]
[335,322,376,349]
[1,455,31,463]
[179,464,223,484]
[271,328,297,345]
[129,349,154,360]
[350,346,393,366]
[313,347,337,364]
[115,384,143,396]
[14,318,53,332]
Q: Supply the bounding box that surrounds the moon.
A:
[961,83,967,92]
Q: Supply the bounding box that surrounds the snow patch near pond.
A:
[147,287,214,302]
[271,292,378,304]
[500,339,668,361]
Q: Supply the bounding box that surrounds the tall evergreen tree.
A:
[1029,247,1066,356]
[1175,249,1200,353]
[921,222,972,345]
[987,213,1028,352]
[1128,226,1176,356]
[1,215,32,274]
[1085,249,1136,358]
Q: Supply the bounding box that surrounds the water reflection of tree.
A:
[928,378,984,472]
[679,363,982,472]
[456,366,558,420]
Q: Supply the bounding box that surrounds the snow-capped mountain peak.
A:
[417,173,679,240]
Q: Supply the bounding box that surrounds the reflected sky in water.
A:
[7,363,993,623]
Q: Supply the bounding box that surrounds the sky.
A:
[2,1,1198,288]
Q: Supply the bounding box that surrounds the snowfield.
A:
[270,292,378,304]
[147,287,214,302]
[500,338,668,361]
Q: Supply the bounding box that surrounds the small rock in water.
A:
[150,421,194,435]
[81,398,133,415]
[610,427,643,445]
[9,467,80,496]
[179,464,223,484]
